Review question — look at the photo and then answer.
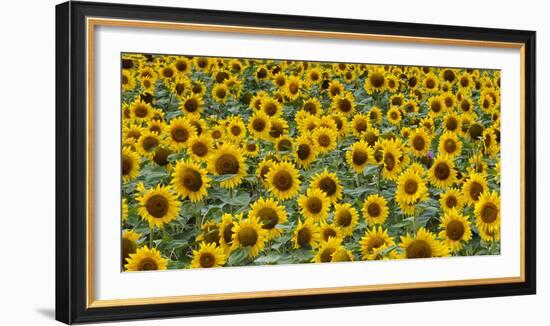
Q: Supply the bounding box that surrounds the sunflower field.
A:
[121,53,501,271]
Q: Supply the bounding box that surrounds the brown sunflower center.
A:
[391,97,403,106]
[352,150,368,166]
[230,125,242,136]
[122,75,129,85]
[354,120,367,134]
[413,135,425,150]
[409,76,418,87]
[142,136,159,151]
[469,123,484,139]
[297,144,311,160]
[461,99,471,112]
[212,130,222,139]
[318,134,331,147]
[434,162,451,180]
[390,111,399,120]
[192,84,203,94]
[431,101,442,113]
[134,104,148,118]
[191,142,208,157]
[278,139,293,152]
[171,127,190,143]
[197,58,208,68]
[306,197,323,214]
[445,196,458,208]
[153,147,172,166]
[384,153,396,171]
[203,227,219,245]
[175,83,187,95]
[446,220,465,241]
[184,98,198,112]
[222,224,234,244]
[297,227,312,246]
[367,203,381,217]
[303,102,317,115]
[446,117,458,131]
[406,240,432,258]
[252,118,266,132]
[338,99,352,112]
[444,139,457,154]
[273,170,293,191]
[320,247,337,263]
[364,132,378,146]
[370,73,384,88]
[199,253,215,268]
[122,238,137,266]
[238,227,258,246]
[145,194,169,218]
[319,177,337,196]
[404,179,418,194]
[162,67,174,78]
[182,168,203,192]
[443,70,455,82]
[288,82,299,94]
[444,97,453,108]
[215,88,227,99]
[367,236,385,252]
[257,68,268,79]
[425,78,435,89]
[469,182,483,201]
[263,102,278,116]
[246,143,257,152]
[269,123,284,138]
[175,61,188,72]
[122,155,133,175]
[323,228,337,241]
[336,210,352,227]
[215,71,229,83]
[215,154,239,175]
[481,202,498,223]
[139,258,158,271]
[258,207,279,229]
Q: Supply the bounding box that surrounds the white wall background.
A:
[0,0,546,325]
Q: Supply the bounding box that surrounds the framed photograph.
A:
[56,1,536,324]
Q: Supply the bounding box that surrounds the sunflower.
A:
[333,203,359,236]
[242,141,260,157]
[137,185,180,228]
[284,75,302,101]
[173,76,191,98]
[331,92,355,115]
[482,128,499,157]
[387,107,402,125]
[396,169,428,205]
[401,99,419,115]
[359,226,396,260]
[422,72,439,92]
[364,67,387,94]
[468,152,488,175]
[275,136,294,157]
[122,230,140,267]
[125,246,168,271]
[313,237,343,263]
[438,131,462,158]
[259,96,283,117]
[439,209,472,252]
[218,213,239,252]
[305,67,322,85]
[231,216,268,258]
[428,155,457,188]
[294,135,318,168]
[268,117,289,140]
[187,134,213,161]
[121,70,136,91]
[386,75,400,93]
[226,116,247,143]
[330,112,350,138]
[122,146,140,182]
[380,139,404,180]
[173,56,191,74]
[272,71,287,88]
[247,110,271,139]
[122,198,129,222]
[196,220,220,245]
[459,96,474,114]
[136,130,163,159]
[171,159,210,202]
[440,91,456,111]
[443,112,460,133]
[351,113,370,136]
[312,127,338,153]
[292,218,321,249]
[255,64,270,81]
[212,83,230,103]
[302,98,322,116]
[248,197,288,239]
[461,173,488,205]
[458,71,474,90]
[158,63,177,82]
[190,242,227,268]
[194,56,212,71]
[327,80,344,98]
[298,188,330,222]
[408,128,432,157]
[427,96,445,117]
[368,106,383,125]
[440,68,457,84]
[310,170,343,204]
[345,141,374,174]
[361,126,379,147]
[256,158,275,187]
[130,98,154,121]
[167,117,196,150]
[265,161,301,200]
[207,142,247,189]
[399,228,450,259]
[179,94,203,114]
[209,124,225,142]
[439,188,464,213]
[474,191,500,241]
[362,194,389,225]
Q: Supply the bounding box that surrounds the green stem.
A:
[149,227,154,248]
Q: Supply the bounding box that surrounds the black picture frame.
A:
[56,1,536,324]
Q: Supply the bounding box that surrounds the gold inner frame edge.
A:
[85,17,526,308]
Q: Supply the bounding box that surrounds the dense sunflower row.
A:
[120,53,501,271]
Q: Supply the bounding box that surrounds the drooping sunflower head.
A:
[362,194,389,225]
[248,197,288,240]
[399,228,450,259]
[171,159,211,202]
[125,246,168,272]
[207,142,247,189]
[268,117,289,140]
[292,218,321,249]
[190,242,227,268]
[438,209,472,252]
[265,161,301,200]
[474,191,500,241]
[310,170,343,204]
[429,155,457,188]
[231,216,268,258]
[298,188,330,223]
[196,220,220,245]
[359,226,396,260]
[333,203,359,236]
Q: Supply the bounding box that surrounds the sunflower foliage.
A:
[120,54,502,271]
